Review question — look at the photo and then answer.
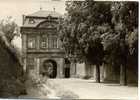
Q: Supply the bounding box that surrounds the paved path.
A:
[51,78,138,99]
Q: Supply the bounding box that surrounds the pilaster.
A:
[57,58,64,78]
[37,35,40,50]
[22,34,27,57]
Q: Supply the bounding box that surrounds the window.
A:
[52,37,57,48]
[48,37,57,48]
[41,35,47,48]
[29,18,35,24]
[48,37,52,48]
[27,36,36,49]
[27,57,34,69]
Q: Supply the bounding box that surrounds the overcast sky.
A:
[0,0,66,26]
[0,0,66,48]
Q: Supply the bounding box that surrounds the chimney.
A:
[40,4,42,10]
[53,7,55,12]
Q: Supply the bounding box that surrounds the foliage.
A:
[0,16,19,42]
[59,1,113,65]
[0,33,26,97]
[0,16,22,66]
[0,17,25,96]
[102,2,138,67]
[59,1,138,84]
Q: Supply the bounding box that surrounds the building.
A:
[20,10,77,78]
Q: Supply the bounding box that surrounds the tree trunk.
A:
[95,64,100,83]
[85,61,90,77]
[120,64,127,85]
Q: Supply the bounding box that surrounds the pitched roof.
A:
[27,10,62,18]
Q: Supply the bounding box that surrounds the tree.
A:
[59,1,138,84]
[102,2,138,85]
[0,17,25,96]
[0,17,21,63]
[0,16,19,43]
[59,1,112,82]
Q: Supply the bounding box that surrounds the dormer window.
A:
[29,18,35,24]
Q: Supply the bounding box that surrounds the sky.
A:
[0,0,66,49]
[0,0,66,26]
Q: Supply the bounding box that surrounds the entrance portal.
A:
[42,59,57,78]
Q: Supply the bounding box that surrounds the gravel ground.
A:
[19,78,79,99]
[51,78,138,99]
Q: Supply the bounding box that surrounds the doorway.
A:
[42,59,57,78]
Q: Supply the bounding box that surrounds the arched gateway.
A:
[42,59,57,78]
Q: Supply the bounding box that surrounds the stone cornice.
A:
[25,16,59,19]
[20,27,57,34]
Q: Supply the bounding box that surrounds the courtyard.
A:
[51,78,138,99]
[23,78,138,99]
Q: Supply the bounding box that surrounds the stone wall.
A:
[74,62,137,84]
[75,63,86,78]
[101,64,138,84]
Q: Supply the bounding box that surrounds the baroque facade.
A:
[21,10,77,78]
